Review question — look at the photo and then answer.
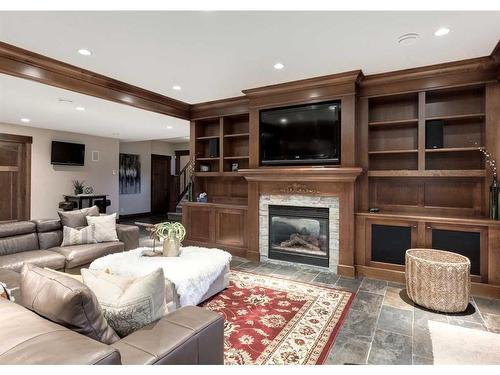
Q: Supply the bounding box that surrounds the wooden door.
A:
[150,154,171,214]
[0,134,32,222]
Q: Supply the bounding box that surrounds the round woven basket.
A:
[405,248,471,313]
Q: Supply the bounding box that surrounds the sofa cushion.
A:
[38,230,63,250]
[0,233,39,256]
[0,299,121,365]
[58,205,100,228]
[33,219,62,233]
[50,242,124,269]
[0,250,65,272]
[20,264,120,345]
[0,221,36,238]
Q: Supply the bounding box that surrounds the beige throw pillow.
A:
[86,213,119,243]
[61,224,97,246]
[81,268,167,337]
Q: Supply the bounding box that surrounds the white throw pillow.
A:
[81,268,167,337]
[61,225,97,246]
[86,213,119,243]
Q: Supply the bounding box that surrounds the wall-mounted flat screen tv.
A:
[260,100,341,166]
[51,141,85,166]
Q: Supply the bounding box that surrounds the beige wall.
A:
[0,122,120,219]
[119,140,189,215]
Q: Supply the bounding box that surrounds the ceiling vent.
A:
[398,33,419,46]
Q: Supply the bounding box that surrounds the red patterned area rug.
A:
[201,270,354,365]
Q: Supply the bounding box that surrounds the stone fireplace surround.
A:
[240,167,363,277]
[259,194,340,272]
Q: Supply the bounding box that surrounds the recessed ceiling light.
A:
[280,118,288,124]
[398,33,419,46]
[273,62,285,70]
[172,85,182,91]
[75,106,85,111]
[166,125,173,129]
[434,27,450,37]
[20,118,30,123]
[78,48,92,56]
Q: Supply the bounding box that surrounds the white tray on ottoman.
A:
[89,246,231,311]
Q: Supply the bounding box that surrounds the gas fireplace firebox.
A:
[268,205,329,267]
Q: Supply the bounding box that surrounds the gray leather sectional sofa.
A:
[0,219,139,273]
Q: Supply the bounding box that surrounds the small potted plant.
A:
[153,222,186,257]
[72,180,85,195]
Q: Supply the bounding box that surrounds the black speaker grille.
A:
[371,224,412,265]
[431,229,480,275]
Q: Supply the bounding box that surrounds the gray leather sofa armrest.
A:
[115,224,139,251]
[112,306,224,365]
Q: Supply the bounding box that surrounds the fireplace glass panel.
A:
[268,205,329,267]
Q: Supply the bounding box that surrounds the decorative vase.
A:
[490,176,499,220]
[162,238,181,257]
[74,187,83,195]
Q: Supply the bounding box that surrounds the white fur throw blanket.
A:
[89,246,232,307]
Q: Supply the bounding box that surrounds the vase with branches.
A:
[479,147,498,219]
[152,222,186,257]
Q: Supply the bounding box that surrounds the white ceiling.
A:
[0,73,190,142]
[1,11,499,103]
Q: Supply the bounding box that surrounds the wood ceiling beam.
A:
[0,41,190,120]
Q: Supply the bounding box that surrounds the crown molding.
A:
[0,41,190,119]
[189,96,249,120]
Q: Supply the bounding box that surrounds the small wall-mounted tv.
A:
[51,141,85,166]
[260,100,341,166]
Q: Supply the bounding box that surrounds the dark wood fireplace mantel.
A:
[238,167,363,182]
[241,166,363,277]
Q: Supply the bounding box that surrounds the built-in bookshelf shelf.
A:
[368,170,486,178]
[425,113,485,121]
[223,156,250,160]
[196,135,220,140]
[196,157,220,161]
[425,147,481,153]
[223,133,250,138]
[368,118,418,127]
[368,149,418,155]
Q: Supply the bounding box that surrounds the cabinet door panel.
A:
[215,208,246,248]
[186,206,213,243]
[367,219,418,268]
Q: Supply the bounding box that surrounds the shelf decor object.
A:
[479,147,498,219]
[152,222,186,257]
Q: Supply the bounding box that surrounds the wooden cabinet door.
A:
[366,218,418,270]
[424,222,487,281]
[215,208,247,248]
[184,205,214,243]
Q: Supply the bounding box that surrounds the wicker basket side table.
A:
[405,248,471,313]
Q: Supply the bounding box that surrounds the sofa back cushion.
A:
[0,221,39,256]
[33,219,63,249]
[58,205,100,228]
[20,264,120,344]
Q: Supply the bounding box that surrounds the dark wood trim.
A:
[0,41,190,119]
[242,70,363,109]
[189,96,249,120]
[359,56,499,97]
[238,167,363,182]
[0,133,33,144]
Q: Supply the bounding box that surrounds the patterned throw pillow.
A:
[81,268,167,337]
[61,224,97,246]
[86,213,119,243]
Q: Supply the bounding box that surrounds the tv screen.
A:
[260,101,341,166]
[51,141,85,166]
